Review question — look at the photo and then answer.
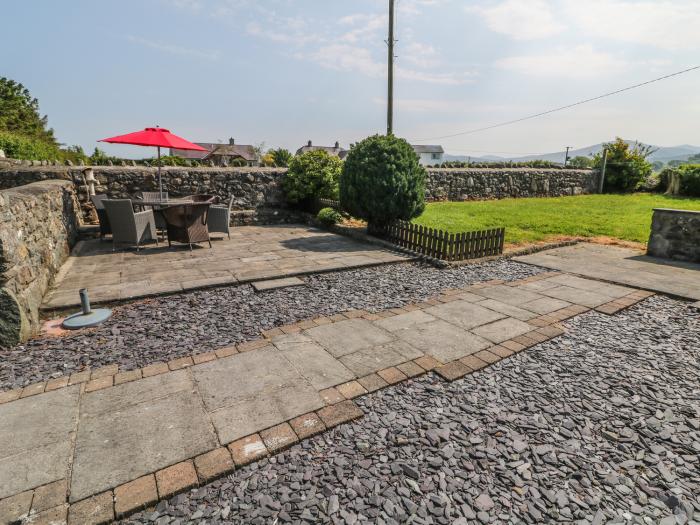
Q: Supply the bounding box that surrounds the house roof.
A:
[204,144,258,162]
[295,141,347,158]
[170,142,257,161]
[412,144,444,154]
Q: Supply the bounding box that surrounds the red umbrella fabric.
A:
[99,127,207,198]
[99,127,207,151]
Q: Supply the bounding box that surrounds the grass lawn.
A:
[413,193,700,246]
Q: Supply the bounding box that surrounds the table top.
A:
[137,198,198,207]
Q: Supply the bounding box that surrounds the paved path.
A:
[42,225,410,311]
[515,242,700,301]
[0,272,653,523]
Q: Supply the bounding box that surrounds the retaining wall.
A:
[0,180,79,346]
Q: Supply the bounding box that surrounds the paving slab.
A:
[252,277,306,292]
[0,386,80,499]
[373,310,436,332]
[305,318,395,358]
[71,371,218,502]
[476,299,539,321]
[515,243,700,301]
[339,340,423,377]
[471,318,536,344]
[540,285,614,308]
[470,284,545,306]
[393,319,491,363]
[542,274,633,298]
[272,334,355,389]
[424,300,505,330]
[519,296,572,315]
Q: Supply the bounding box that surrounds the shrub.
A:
[340,134,426,227]
[679,165,700,196]
[593,137,653,192]
[316,207,343,226]
[0,130,59,160]
[283,149,342,206]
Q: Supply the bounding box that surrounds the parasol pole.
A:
[157,145,163,200]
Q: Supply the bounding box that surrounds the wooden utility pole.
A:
[387,0,395,135]
[598,148,608,193]
[564,146,571,166]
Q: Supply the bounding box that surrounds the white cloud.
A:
[495,45,626,77]
[402,42,437,68]
[307,44,384,77]
[125,35,219,61]
[467,0,565,40]
[564,0,700,50]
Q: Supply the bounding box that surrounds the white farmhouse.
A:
[412,145,444,166]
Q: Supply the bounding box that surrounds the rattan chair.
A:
[90,194,111,239]
[208,198,233,239]
[102,199,158,251]
[134,191,168,231]
[161,203,212,250]
[139,191,169,201]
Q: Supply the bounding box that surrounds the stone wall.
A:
[0,180,79,346]
[0,165,599,207]
[425,168,599,201]
[647,208,700,262]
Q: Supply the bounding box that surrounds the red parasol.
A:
[100,127,206,198]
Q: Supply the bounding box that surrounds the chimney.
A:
[307,140,312,147]
[229,138,235,145]
[334,141,340,148]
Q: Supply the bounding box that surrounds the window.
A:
[431,153,440,159]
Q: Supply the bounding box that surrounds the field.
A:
[413,193,700,246]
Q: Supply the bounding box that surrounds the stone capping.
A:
[647,207,700,263]
[651,207,700,215]
[0,272,657,523]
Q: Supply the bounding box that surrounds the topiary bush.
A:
[340,134,426,228]
[316,207,343,226]
[283,150,342,207]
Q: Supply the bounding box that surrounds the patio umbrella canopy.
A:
[99,127,206,198]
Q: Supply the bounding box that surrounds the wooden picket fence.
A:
[373,220,505,261]
[316,198,341,211]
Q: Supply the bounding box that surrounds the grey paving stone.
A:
[476,298,538,321]
[252,277,306,292]
[339,340,422,377]
[394,319,491,363]
[472,318,535,344]
[272,334,355,389]
[519,296,572,315]
[470,284,545,306]
[544,274,633,298]
[373,310,436,332]
[209,383,324,444]
[0,385,80,499]
[425,300,505,330]
[71,371,218,502]
[541,285,614,308]
[192,346,300,409]
[304,319,395,357]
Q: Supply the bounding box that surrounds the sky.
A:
[2,0,700,158]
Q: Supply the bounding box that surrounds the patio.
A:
[42,225,411,311]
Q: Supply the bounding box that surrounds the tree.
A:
[283,149,343,206]
[568,156,593,169]
[270,148,293,167]
[0,77,56,145]
[340,134,426,228]
[593,138,654,192]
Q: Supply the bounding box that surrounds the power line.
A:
[411,65,700,142]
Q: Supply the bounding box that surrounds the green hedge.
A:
[0,130,60,160]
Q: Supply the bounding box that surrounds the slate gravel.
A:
[123,295,699,525]
[1,260,541,392]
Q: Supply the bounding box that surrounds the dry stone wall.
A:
[0,180,79,346]
[0,165,599,208]
[425,168,599,201]
[647,208,700,262]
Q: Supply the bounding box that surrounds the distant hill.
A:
[443,141,700,165]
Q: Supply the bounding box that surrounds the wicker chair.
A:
[161,203,212,250]
[90,194,111,239]
[102,199,158,251]
[208,198,233,239]
[139,191,169,201]
[134,191,168,231]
